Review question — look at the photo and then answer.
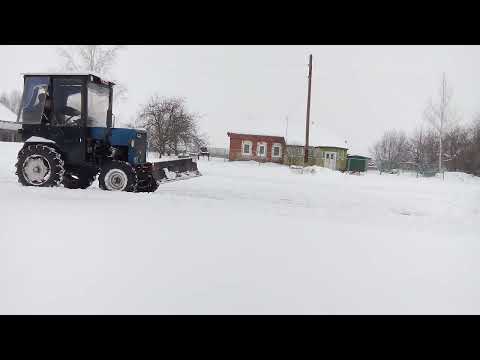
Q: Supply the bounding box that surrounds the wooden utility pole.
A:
[285,116,289,142]
[304,54,313,164]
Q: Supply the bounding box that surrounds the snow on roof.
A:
[0,120,20,131]
[0,103,17,122]
[286,126,348,149]
[228,130,285,139]
[21,72,115,84]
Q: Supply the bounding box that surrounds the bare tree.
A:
[0,90,22,115]
[442,125,470,171]
[410,127,428,169]
[423,73,459,172]
[372,110,480,177]
[56,45,128,104]
[136,96,207,157]
[462,114,480,175]
[370,129,410,172]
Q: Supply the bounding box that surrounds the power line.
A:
[304,54,313,164]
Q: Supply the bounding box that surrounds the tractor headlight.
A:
[131,139,135,147]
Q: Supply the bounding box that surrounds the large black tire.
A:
[15,144,65,187]
[98,160,137,192]
[62,167,98,189]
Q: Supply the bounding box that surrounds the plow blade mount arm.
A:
[134,158,201,192]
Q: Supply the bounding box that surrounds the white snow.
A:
[0,103,17,123]
[24,136,55,144]
[1,141,479,314]
[0,120,20,131]
[228,130,285,138]
[287,126,349,150]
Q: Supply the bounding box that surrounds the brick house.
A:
[0,103,21,142]
[227,132,286,163]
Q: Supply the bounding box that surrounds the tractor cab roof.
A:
[21,72,115,85]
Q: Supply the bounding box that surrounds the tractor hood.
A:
[89,127,148,165]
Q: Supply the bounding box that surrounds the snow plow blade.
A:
[151,158,201,182]
[134,158,201,192]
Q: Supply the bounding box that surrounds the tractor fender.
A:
[24,136,56,144]
[22,136,63,155]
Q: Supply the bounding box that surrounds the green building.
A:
[346,155,370,172]
[315,146,348,171]
[284,144,348,171]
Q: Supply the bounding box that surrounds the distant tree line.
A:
[370,74,480,176]
[371,121,480,175]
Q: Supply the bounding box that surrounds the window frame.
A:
[87,82,110,128]
[325,151,337,161]
[51,77,84,127]
[17,76,50,125]
[272,143,282,158]
[257,141,267,157]
[242,140,253,156]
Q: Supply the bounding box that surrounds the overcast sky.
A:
[1,45,479,155]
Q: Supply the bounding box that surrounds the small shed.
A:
[316,146,348,171]
[347,155,370,172]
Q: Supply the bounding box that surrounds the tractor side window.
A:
[52,81,83,127]
[18,77,49,124]
[87,83,109,127]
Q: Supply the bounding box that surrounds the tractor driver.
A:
[32,91,50,125]
[42,93,52,124]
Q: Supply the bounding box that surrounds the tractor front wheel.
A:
[15,144,65,187]
[98,161,137,192]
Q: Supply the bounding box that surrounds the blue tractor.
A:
[14,73,201,192]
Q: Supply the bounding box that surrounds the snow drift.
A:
[0,141,479,314]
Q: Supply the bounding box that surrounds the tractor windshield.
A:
[17,76,49,124]
[87,83,109,127]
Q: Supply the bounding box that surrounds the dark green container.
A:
[347,155,369,172]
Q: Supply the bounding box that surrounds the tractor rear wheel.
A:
[98,160,137,192]
[62,167,98,189]
[15,144,65,187]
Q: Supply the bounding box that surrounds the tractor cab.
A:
[17,73,114,165]
[17,73,113,128]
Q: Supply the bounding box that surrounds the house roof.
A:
[0,103,17,122]
[348,155,371,159]
[286,144,349,151]
[0,120,20,131]
[227,131,286,142]
[286,125,349,149]
[228,130,285,138]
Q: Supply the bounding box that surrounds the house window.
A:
[242,140,252,155]
[272,143,282,157]
[257,142,267,157]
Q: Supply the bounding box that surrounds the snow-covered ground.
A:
[1,141,479,314]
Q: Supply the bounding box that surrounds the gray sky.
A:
[1,45,479,155]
